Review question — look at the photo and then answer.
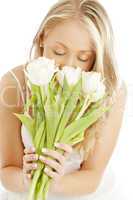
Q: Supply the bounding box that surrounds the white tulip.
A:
[91,82,106,101]
[56,66,82,87]
[24,56,58,86]
[21,124,34,149]
[82,71,106,102]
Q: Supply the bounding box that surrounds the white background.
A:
[0,1,132,199]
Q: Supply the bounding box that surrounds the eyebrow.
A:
[55,41,93,53]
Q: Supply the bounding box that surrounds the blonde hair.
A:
[26,0,122,161]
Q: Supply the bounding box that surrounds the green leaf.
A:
[70,131,85,145]
[49,75,59,97]
[61,75,71,103]
[31,84,45,131]
[44,86,60,148]
[34,121,46,150]
[68,96,84,124]
[13,113,35,139]
[62,105,112,141]
[55,77,82,143]
[83,93,109,117]
[40,85,46,104]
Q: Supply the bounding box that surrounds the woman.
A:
[0,0,127,199]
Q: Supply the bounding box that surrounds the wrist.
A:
[21,169,30,193]
[49,177,64,195]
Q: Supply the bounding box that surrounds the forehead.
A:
[44,19,94,52]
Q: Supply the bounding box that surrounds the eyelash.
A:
[53,51,88,62]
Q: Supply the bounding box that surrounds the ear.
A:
[40,28,50,46]
[39,31,45,47]
[38,31,47,57]
[39,29,50,57]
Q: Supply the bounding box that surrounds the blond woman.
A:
[0,0,127,199]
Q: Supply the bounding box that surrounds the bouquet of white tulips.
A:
[14,56,111,200]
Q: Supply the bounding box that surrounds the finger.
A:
[41,148,65,165]
[63,151,71,159]
[44,167,61,181]
[54,143,73,154]
[23,172,31,180]
[23,154,38,163]
[31,170,34,178]
[39,156,62,174]
[24,146,36,154]
[26,173,32,179]
[23,162,38,173]
[25,170,34,180]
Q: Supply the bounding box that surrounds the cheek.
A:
[80,61,94,72]
[43,47,53,58]
[84,57,95,72]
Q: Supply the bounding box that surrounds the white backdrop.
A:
[0,1,132,199]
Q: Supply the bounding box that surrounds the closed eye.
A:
[79,58,89,62]
[53,50,89,62]
[53,50,65,56]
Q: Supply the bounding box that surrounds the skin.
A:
[0,19,127,195]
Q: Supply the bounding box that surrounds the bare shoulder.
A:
[115,79,127,110]
[0,63,26,113]
[1,64,26,87]
[118,80,127,97]
[104,79,128,124]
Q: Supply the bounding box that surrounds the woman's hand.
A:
[22,146,39,191]
[39,143,73,182]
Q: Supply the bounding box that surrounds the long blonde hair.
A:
[26,0,122,161]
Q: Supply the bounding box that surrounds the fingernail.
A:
[42,148,47,153]
[39,155,44,160]
[35,154,38,160]
[44,167,49,172]
[27,174,31,179]
[33,163,37,168]
[32,147,35,151]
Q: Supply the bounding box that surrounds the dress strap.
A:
[9,65,28,108]
[23,63,30,104]
[23,63,32,114]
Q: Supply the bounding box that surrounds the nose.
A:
[64,54,77,68]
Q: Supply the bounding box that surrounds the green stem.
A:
[76,95,91,120]
[43,179,52,200]
[27,162,44,200]
[36,173,49,200]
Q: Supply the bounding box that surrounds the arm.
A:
[50,81,127,197]
[0,65,27,192]
[0,166,25,192]
[50,168,102,197]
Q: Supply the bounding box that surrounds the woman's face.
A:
[42,19,96,71]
